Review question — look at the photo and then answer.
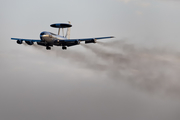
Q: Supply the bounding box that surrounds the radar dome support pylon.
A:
[50,22,72,38]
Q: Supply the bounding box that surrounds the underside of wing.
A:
[11,38,41,42]
[54,39,80,47]
[11,38,41,45]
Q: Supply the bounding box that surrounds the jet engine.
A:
[25,41,34,45]
[85,39,96,44]
[75,40,80,45]
[17,40,23,44]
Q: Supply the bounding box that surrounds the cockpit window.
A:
[40,32,45,35]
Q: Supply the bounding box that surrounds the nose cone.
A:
[40,32,49,41]
[40,32,48,37]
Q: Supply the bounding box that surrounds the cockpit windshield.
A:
[40,32,45,35]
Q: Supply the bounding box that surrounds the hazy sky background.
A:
[1,0,180,120]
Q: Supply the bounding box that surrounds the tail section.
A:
[65,21,71,39]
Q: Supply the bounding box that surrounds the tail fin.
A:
[65,21,71,39]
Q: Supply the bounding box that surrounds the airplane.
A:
[11,22,114,50]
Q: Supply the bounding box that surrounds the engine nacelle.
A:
[17,40,23,44]
[85,39,96,44]
[75,40,80,45]
[25,41,34,45]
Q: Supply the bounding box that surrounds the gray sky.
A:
[1,0,180,120]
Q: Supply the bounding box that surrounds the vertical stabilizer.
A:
[65,21,71,39]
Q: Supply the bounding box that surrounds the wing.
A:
[78,36,114,41]
[11,38,41,45]
[54,36,114,47]
[63,36,114,42]
[11,38,41,42]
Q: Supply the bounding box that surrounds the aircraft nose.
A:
[40,34,49,38]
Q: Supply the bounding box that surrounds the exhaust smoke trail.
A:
[31,41,180,98]
[82,41,180,97]
[32,43,107,71]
